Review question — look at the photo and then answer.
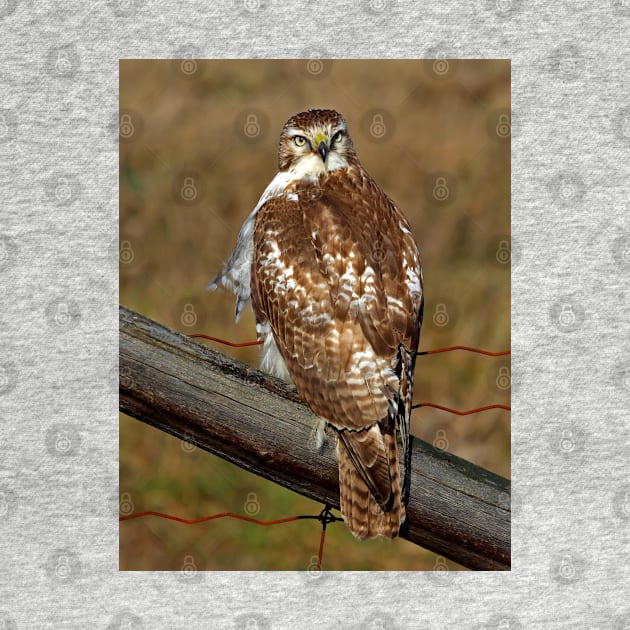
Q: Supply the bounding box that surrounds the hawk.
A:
[211,109,423,539]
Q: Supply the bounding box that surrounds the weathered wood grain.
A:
[119,305,510,570]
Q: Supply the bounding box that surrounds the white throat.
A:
[289,153,348,180]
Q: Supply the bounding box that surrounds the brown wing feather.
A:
[251,165,422,539]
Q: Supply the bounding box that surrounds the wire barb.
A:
[297,504,343,570]
[296,503,343,528]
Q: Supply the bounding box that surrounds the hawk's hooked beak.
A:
[317,140,329,162]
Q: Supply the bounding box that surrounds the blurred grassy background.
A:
[119,59,510,571]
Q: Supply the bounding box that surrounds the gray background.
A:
[1,0,629,628]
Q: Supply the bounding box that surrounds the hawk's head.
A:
[278,109,358,176]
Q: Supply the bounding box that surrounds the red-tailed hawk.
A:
[211,109,423,539]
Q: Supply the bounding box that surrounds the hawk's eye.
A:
[331,131,344,146]
[293,135,307,147]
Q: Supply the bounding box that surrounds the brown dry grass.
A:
[120,59,510,571]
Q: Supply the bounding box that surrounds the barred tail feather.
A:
[337,430,404,539]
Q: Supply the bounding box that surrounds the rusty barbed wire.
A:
[120,504,343,570]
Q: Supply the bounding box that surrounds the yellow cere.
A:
[314,133,328,147]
